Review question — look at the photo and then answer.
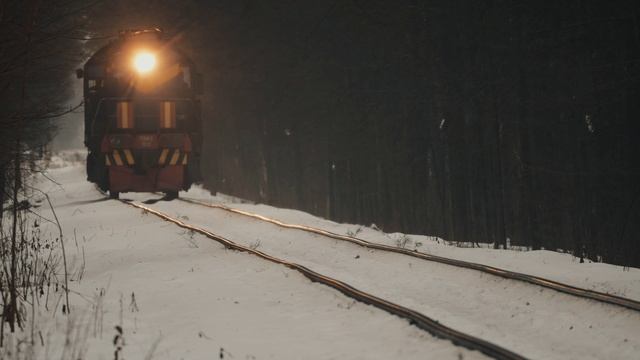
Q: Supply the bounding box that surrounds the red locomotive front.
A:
[79,29,203,199]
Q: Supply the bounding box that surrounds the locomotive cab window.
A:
[86,65,106,93]
[88,79,104,93]
[182,67,192,88]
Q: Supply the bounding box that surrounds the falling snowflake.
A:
[585,114,594,133]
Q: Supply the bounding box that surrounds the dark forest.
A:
[193,1,640,266]
[3,0,640,266]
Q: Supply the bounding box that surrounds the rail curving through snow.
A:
[177,197,640,312]
[120,198,526,360]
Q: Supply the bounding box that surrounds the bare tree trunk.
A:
[8,138,21,332]
[493,95,507,249]
[0,163,5,225]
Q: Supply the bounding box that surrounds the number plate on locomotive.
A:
[136,134,157,148]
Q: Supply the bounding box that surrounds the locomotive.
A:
[77,28,203,199]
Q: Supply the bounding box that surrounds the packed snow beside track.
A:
[185,187,640,302]
[19,152,640,359]
[26,153,487,359]
[145,189,640,359]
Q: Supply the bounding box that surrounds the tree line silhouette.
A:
[190,0,640,266]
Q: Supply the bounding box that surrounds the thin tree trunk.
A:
[9,138,21,332]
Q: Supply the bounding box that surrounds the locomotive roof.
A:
[85,31,195,69]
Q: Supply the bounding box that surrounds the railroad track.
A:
[118,198,526,360]
[178,197,640,312]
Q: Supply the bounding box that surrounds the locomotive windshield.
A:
[91,98,197,133]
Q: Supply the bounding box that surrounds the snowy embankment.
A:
[187,188,640,302]
[18,151,640,359]
[144,193,640,360]
[24,153,486,359]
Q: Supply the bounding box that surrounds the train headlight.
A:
[133,52,156,74]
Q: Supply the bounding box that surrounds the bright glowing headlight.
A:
[133,52,156,74]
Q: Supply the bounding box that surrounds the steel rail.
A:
[123,199,526,360]
[178,197,640,312]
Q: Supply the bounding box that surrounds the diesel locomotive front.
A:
[78,28,203,199]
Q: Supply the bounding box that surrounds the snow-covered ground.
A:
[23,156,486,359]
[142,193,640,359]
[184,188,640,302]
[16,153,640,359]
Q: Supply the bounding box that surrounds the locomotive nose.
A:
[133,150,160,175]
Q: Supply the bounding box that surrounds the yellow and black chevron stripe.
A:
[158,148,188,166]
[105,149,135,166]
[105,149,188,167]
